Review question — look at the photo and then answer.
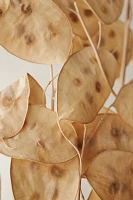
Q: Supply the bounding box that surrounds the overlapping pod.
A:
[113,81,133,128]
[0,73,45,140]
[0,0,72,64]
[86,151,133,200]
[84,0,124,24]
[0,104,77,163]
[11,156,79,200]
[57,47,117,124]
[0,74,29,139]
[82,114,133,173]
[53,0,99,39]
[72,21,133,75]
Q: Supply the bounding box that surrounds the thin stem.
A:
[74,2,117,98]
[78,125,86,200]
[50,65,55,111]
[67,7,77,16]
[84,105,112,174]
[44,73,58,93]
[97,21,102,49]
[57,119,82,200]
[81,125,86,161]
[111,44,120,54]
[85,105,112,149]
[119,0,131,88]
[43,73,58,106]
[81,189,85,200]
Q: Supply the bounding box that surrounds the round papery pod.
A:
[0,73,46,140]
[0,104,77,163]
[0,74,30,139]
[72,21,133,75]
[57,47,117,124]
[0,0,72,64]
[53,0,99,40]
[85,150,133,200]
[72,108,115,153]
[88,190,101,200]
[82,113,133,174]
[92,21,133,73]
[10,156,79,200]
[84,0,124,24]
[113,81,133,129]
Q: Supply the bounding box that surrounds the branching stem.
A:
[50,65,55,111]
[74,2,117,97]
[97,21,102,49]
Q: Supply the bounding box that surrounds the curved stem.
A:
[50,65,55,111]
[57,119,82,200]
[119,0,131,88]
[85,105,112,150]
[74,2,117,97]
[44,73,58,93]
[81,125,86,161]
[97,21,102,49]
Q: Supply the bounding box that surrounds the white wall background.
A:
[0,1,133,199]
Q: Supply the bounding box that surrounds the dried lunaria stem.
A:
[81,125,86,161]
[67,7,77,16]
[44,73,58,93]
[74,2,117,97]
[85,105,112,149]
[111,43,120,54]
[50,65,55,111]
[79,125,86,200]
[97,21,102,49]
[81,188,85,200]
[57,119,82,200]
[119,0,131,88]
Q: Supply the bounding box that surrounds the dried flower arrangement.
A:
[0,0,133,199]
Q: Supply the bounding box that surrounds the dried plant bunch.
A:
[0,0,133,200]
